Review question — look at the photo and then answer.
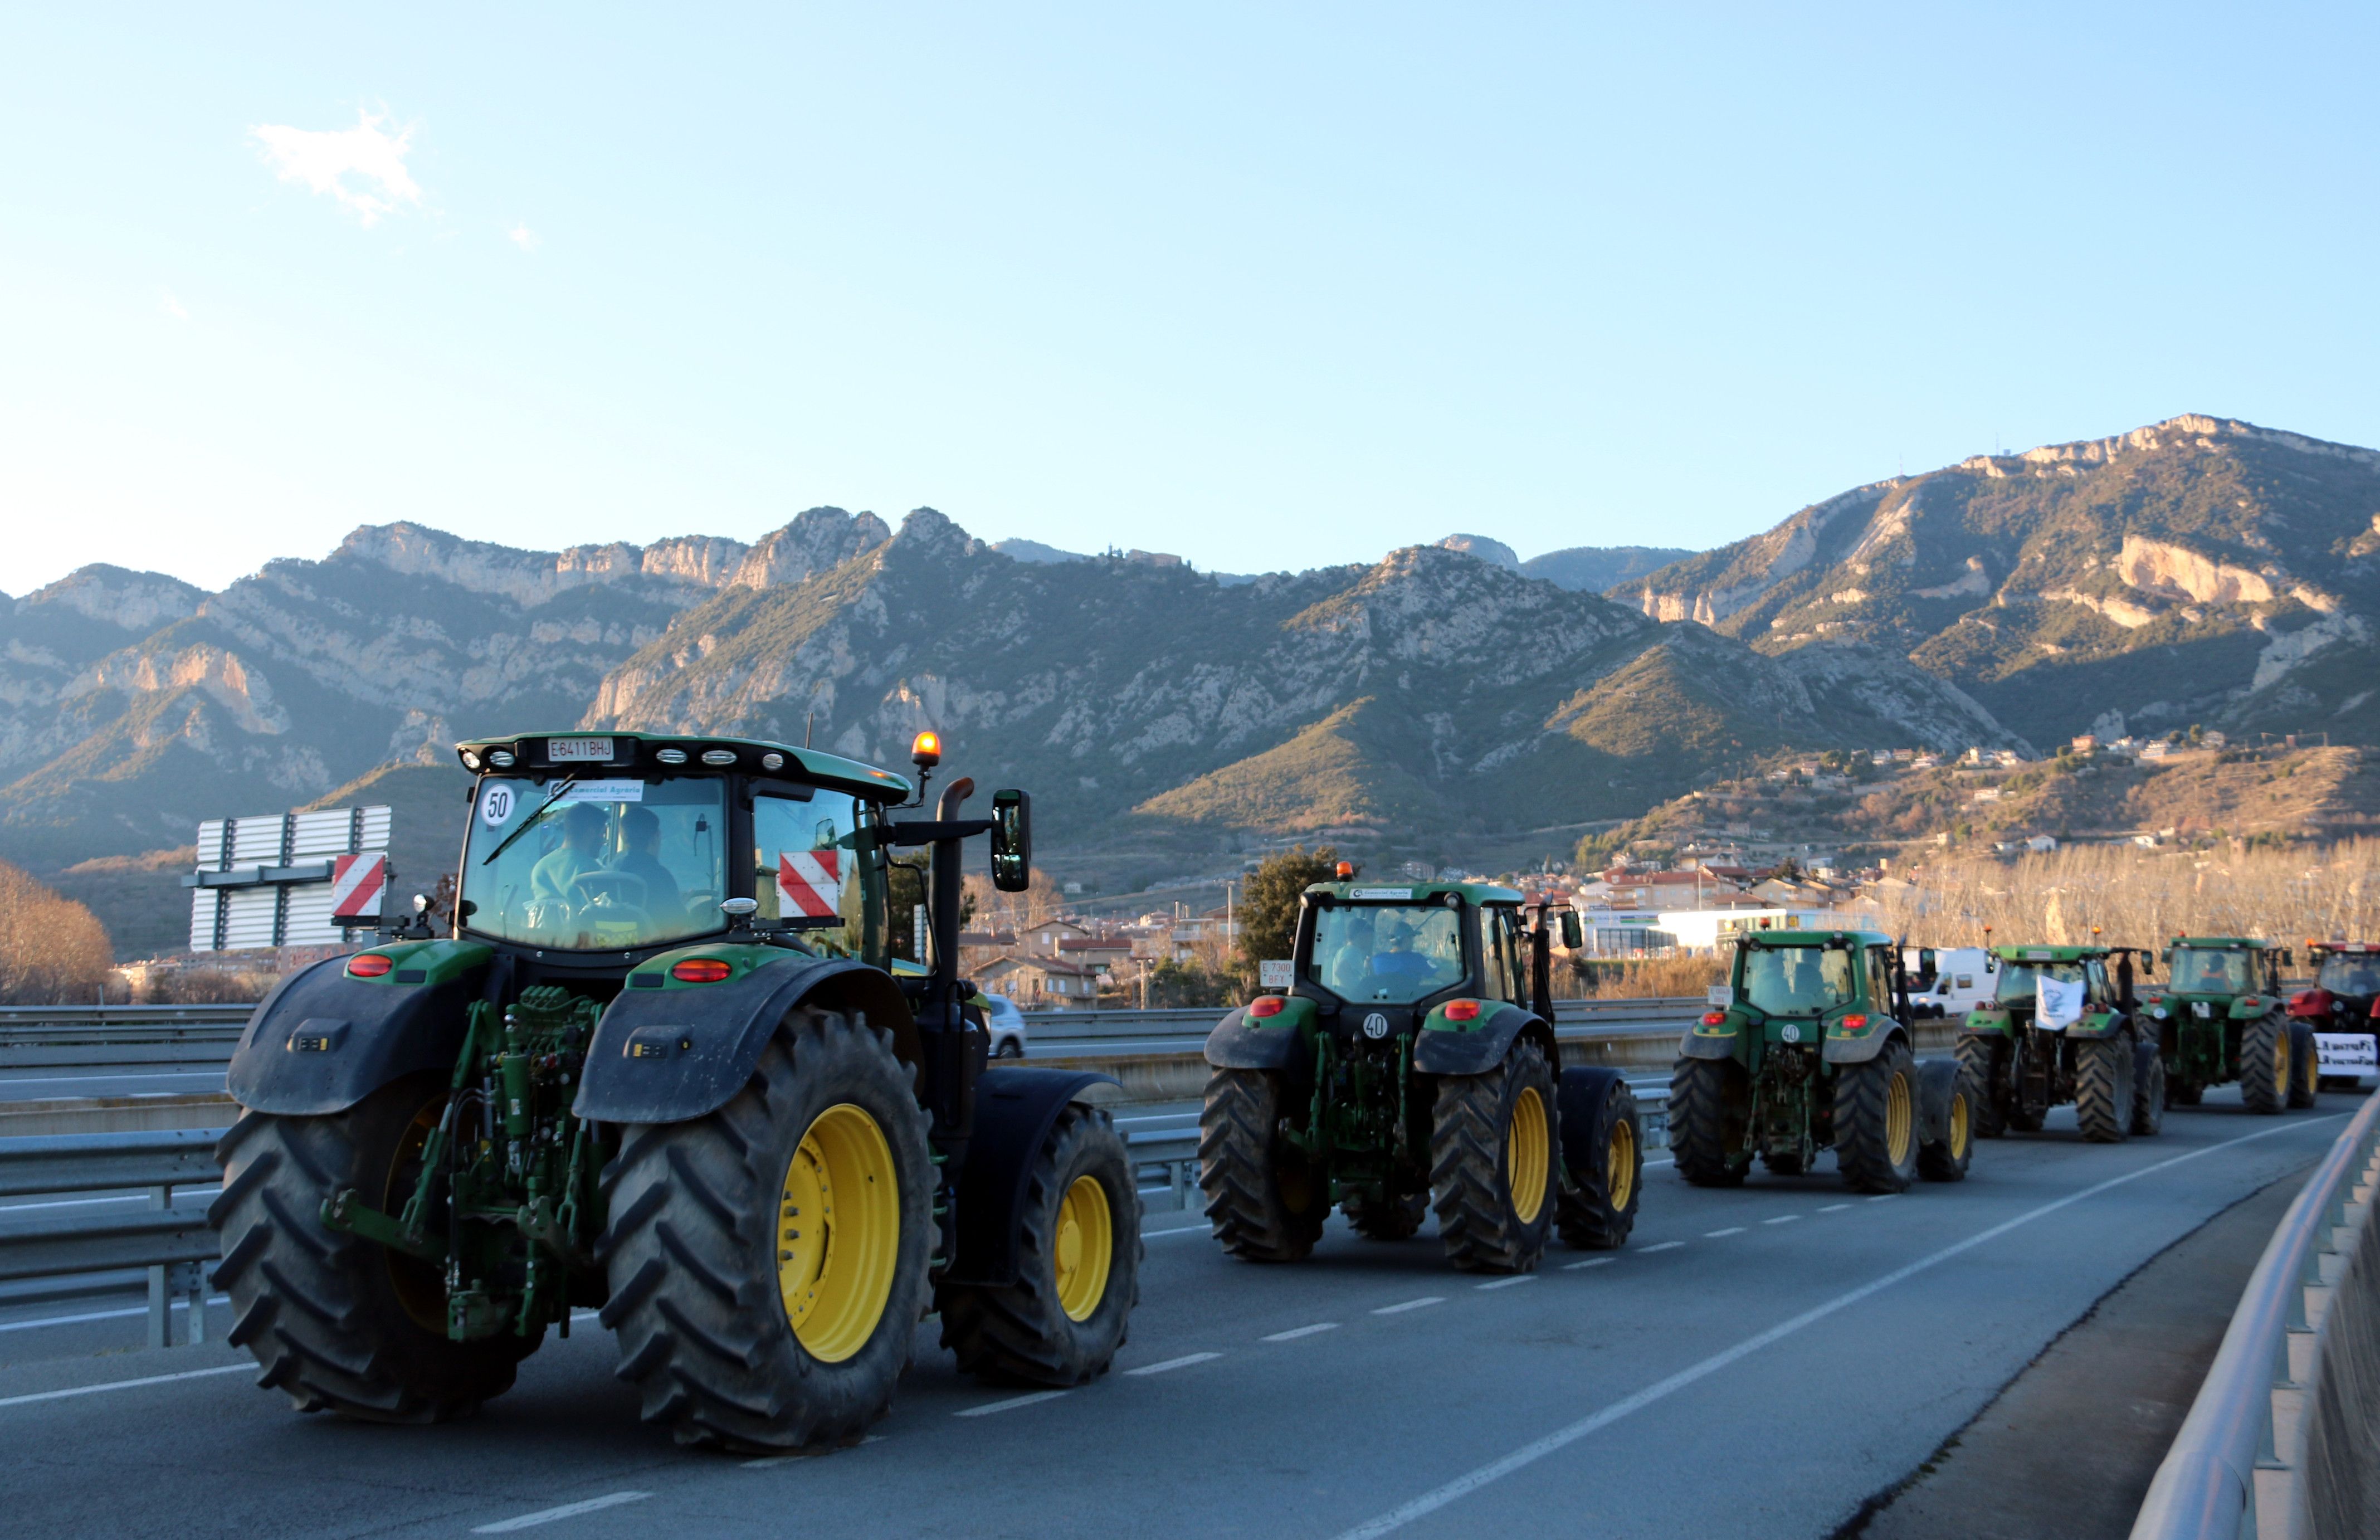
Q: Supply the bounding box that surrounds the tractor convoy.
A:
[208,729,2352,1450]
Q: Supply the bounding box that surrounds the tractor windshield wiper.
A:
[480,775,581,866]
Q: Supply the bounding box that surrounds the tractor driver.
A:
[1369,919,1459,993]
[530,803,612,913]
[611,806,684,918]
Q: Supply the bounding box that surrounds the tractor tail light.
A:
[1444,999,1481,1022]
[1840,1013,1869,1030]
[1247,996,1286,1018]
[1701,1011,1728,1026]
[347,953,393,978]
[671,958,734,983]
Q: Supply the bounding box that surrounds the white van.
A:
[1905,947,1993,1018]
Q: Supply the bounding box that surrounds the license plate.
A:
[2192,1002,2211,1017]
[549,737,614,763]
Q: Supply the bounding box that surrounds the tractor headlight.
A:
[760,751,786,771]
[460,749,482,771]
[487,749,515,768]
[655,747,687,766]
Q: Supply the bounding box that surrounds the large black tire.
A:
[1916,1060,1973,1183]
[2287,1022,2320,1109]
[2131,1042,2167,1136]
[1669,1056,1752,1187]
[212,1074,537,1422]
[2074,1034,2136,1144]
[939,1104,1140,1385]
[1342,1187,1428,1241]
[2240,1013,2290,1115]
[1198,1068,1326,1262]
[1955,1035,2007,1138]
[1430,1039,1558,1273]
[1557,1079,1641,1250]
[598,1008,934,1450]
[1834,1042,1920,1194]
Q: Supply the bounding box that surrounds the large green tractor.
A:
[1199,878,1642,1274]
[1671,929,1974,1193]
[211,729,1140,1449]
[2141,937,2317,1114]
[1955,944,2165,1142]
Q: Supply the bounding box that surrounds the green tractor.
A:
[1672,929,1974,1192]
[1954,945,2165,1142]
[212,729,1140,1449]
[2140,937,2317,1114]
[1199,878,1642,1273]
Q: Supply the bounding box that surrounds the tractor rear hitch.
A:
[321,1188,446,1263]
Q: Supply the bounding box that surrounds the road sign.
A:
[329,852,388,920]
[186,805,393,952]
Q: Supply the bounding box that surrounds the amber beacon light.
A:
[911,730,942,769]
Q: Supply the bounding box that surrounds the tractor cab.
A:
[1280,879,1566,1039]
[1971,945,2123,1031]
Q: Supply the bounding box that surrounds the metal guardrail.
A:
[2130,1091,2380,1540]
[0,1129,223,1347]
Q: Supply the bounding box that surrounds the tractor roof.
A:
[1989,944,2109,962]
[2309,942,2378,956]
[2171,936,2274,950]
[1738,929,1895,948]
[453,729,914,801]
[1303,880,1525,906]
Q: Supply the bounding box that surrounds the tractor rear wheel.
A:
[2131,1042,2167,1135]
[939,1104,1140,1385]
[2287,1023,2319,1109]
[598,1007,934,1450]
[1198,1068,1326,1262]
[1557,1079,1641,1250]
[1916,1060,1973,1182]
[1430,1039,1558,1273]
[1954,1036,2007,1138]
[2074,1034,2136,1143]
[2240,1013,2290,1115]
[1669,1057,1751,1187]
[212,1074,538,1422]
[1342,1187,1428,1241]
[1834,1042,1920,1194]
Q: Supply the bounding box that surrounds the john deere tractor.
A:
[2140,937,2316,1114]
[211,729,1139,1449]
[1954,945,2164,1142]
[1199,878,1642,1273]
[1672,929,1973,1192]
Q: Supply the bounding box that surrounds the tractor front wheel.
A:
[1954,1036,2007,1138]
[1557,1077,1641,1250]
[212,1075,537,1422]
[2287,1023,2319,1109]
[1669,1056,1751,1187]
[597,1007,934,1450]
[1834,1042,1920,1194]
[2239,1013,2290,1115]
[2131,1042,2167,1135]
[1430,1039,1558,1273]
[1198,1068,1326,1262]
[2074,1034,2136,1144]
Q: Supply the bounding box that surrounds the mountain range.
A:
[5,412,2374,953]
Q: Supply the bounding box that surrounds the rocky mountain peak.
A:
[1435,533,1521,571]
[20,565,203,633]
[730,508,890,589]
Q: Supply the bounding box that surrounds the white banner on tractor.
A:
[2036,974,2086,1030]
[187,805,394,952]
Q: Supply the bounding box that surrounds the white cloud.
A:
[159,290,189,321]
[506,222,540,252]
[248,109,422,226]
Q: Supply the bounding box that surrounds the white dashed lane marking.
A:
[1638,1241,1685,1254]
[1704,1227,1745,1238]
[1475,1276,1537,1291]
[1263,1322,1341,1342]
[1763,1215,1802,1225]
[1372,1297,1446,1316]
[954,1390,1070,1418]
[1820,1203,1854,1212]
[1126,1353,1222,1377]
[1564,1258,1615,1271]
[471,1493,651,1533]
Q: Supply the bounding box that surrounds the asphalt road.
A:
[0,1087,2348,1540]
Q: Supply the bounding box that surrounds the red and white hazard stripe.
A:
[777,850,843,919]
[329,852,387,918]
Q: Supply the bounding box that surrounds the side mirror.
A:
[990,789,1032,893]
[1559,910,1583,950]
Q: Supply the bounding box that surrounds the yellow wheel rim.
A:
[1607,1115,1637,1214]
[2275,1030,2290,1096]
[1509,1086,1550,1224]
[778,1103,900,1363]
[1885,1072,1913,1166]
[1054,1175,1114,1323]
[1948,1088,1971,1159]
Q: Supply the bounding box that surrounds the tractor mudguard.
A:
[1821,1025,1906,1065]
[942,1066,1119,1288]
[2066,1010,2126,1041]
[226,942,493,1116]
[1960,1009,2014,1039]
[1916,1057,1962,1147]
[1204,998,1318,1070]
[1555,1067,1628,1171]
[1412,1001,1551,1076]
[1680,1013,1739,1059]
[575,951,915,1124]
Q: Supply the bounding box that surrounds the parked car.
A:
[982,992,1028,1057]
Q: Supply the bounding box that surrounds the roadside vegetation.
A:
[0,857,115,1005]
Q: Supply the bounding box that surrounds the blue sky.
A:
[3,4,2374,596]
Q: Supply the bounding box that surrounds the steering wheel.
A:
[569,870,651,914]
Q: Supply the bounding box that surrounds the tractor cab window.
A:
[2085,959,2110,1000]
[1740,945,1856,1016]
[2170,948,2250,993]
[461,775,728,951]
[1994,962,2083,1003]
[1481,907,1524,1003]
[2318,956,2380,995]
[753,789,879,961]
[1865,947,1894,1010]
[1310,903,1465,1005]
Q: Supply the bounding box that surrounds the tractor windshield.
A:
[1739,945,1855,1016]
[460,775,729,951]
[1993,962,2082,1003]
[1309,904,1465,1003]
[2169,948,2252,994]
[2319,956,2380,996]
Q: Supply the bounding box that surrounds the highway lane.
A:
[0,1088,2349,1539]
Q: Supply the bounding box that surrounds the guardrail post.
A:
[1169,1158,1189,1212]
[146,1180,169,1349]
[171,1261,206,1346]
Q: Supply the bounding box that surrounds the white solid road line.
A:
[954,1390,1070,1418]
[1563,1258,1615,1271]
[1143,1223,1212,1242]
[1763,1214,1803,1225]
[1704,1227,1745,1237]
[1126,1352,1222,1377]
[471,1493,652,1533]
[1371,1297,1445,1315]
[1638,1241,1685,1253]
[1475,1275,1536,1291]
[0,1363,248,1410]
[0,1294,230,1334]
[1262,1322,1341,1341]
[1331,1114,2344,1540]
